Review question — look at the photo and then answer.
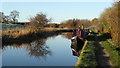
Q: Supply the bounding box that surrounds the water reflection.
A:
[28,40,52,59]
[61,32,73,40]
[2,32,83,58]
[61,32,84,57]
[2,32,78,66]
[2,36,55,60]
[71,37,84,57]
[0,38,2,55]
[0,38,2,67]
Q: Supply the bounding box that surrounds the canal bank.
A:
[2,32,78,66]
[2,28,73,45]
[76,39,98,68]
[76,33,119,68]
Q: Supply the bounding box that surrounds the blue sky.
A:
[1,2,113,23]
[1,0,114,2]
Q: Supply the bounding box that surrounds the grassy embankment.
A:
[98,34,120,67]
[76,33,119,67]
[76,34,98,68]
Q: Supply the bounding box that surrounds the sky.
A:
[1,0,115,2]
[1,2,113,23]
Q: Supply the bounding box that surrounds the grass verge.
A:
[76,40,98,68]
[101,40,119,67]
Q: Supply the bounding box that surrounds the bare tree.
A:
[28,12,51,27]
[3,16,11,24]
[10,10,19,23]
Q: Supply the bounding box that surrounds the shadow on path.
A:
[94,34,113,68]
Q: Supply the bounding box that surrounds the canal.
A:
[2,32,78,66]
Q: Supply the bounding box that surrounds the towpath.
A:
[94,35,113,68]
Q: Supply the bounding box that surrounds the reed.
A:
[2,27,74,38]
[2,27,73,45]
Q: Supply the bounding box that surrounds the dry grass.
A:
[2,27,67,45]
[2,27,73,38]
[43,27,74,31]
[0,30,2,38]
[2,27,41,38]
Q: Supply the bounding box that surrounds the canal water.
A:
[2,32,78,66]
